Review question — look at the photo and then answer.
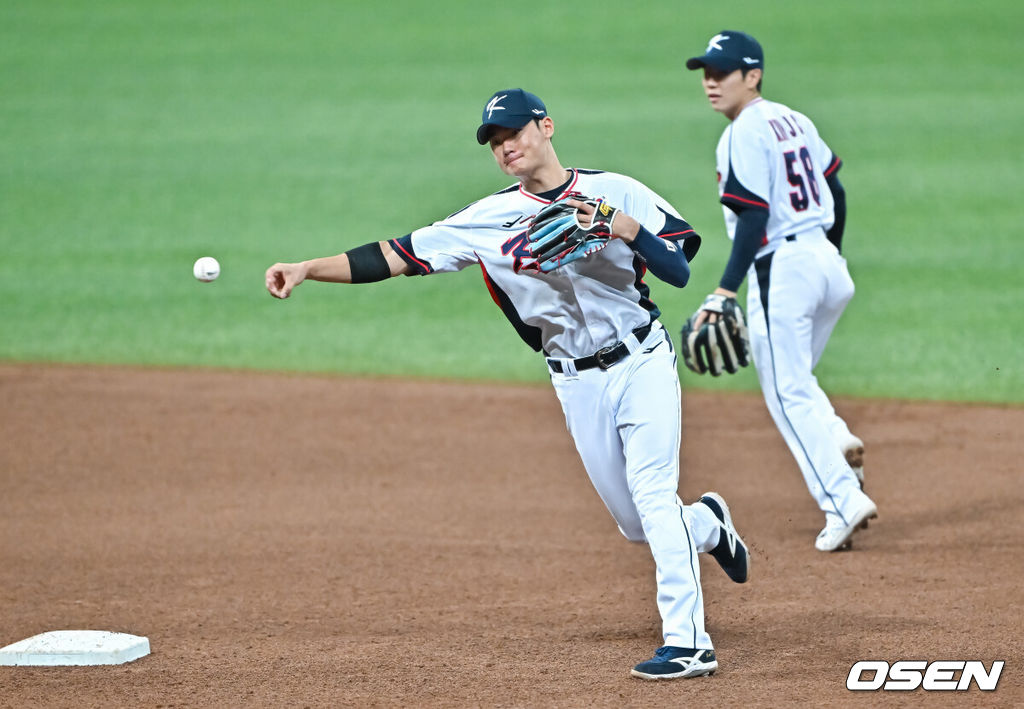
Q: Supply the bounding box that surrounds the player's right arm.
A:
[267,196,491,298]
[265,241,412,299]
[717,207,769,294]
[692,123,771,328]
[689,207,768,329]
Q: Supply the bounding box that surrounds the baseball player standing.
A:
[682,32,878,551]
[266,88,750,679]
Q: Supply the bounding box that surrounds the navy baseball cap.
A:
[476,89,547,145]
[686,31,764,73]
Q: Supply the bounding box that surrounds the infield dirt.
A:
[1,364,1020,707]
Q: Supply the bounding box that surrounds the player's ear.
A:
[744,68,763,91]
[538,116,555,139]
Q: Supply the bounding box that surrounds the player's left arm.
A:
[824,165,846,253]
[813,120,846,253]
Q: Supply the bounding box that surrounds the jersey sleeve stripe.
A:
[655,208,701,261]
[388,235,434,275]
[722,192,770,209]
[656,209,696,239]
[823,155,842,177]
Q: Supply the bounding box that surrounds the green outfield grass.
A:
[1,0,1020,402]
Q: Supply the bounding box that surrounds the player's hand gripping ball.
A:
[525,195,619,272]
[193,256,220,282]
[680,294,752,376]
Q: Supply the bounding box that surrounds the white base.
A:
[0,631,150,666]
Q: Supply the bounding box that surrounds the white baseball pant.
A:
[548,321,721,650]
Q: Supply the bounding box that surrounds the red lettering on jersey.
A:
[502,231,533,273]
[768,119,788,142]
[782,115,801,136]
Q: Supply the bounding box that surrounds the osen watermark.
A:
[847,660,1004,691]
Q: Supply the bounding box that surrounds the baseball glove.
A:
[525,195,618,272]
[680,294,752,376]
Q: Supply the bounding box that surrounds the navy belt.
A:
[548,323,653,373]
[785,227,826,242]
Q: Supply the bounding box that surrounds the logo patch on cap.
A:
[707,33,730,51]
[485,94,507,119]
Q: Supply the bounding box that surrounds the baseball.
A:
[193,256,220,282]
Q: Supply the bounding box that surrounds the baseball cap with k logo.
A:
[476,88,547,145]
[686,31,764,73]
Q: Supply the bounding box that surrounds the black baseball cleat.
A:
[631,646,717,680]
[697,492,750,583]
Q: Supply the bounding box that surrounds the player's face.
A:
[702,66,761,120]
[489,119,552,179]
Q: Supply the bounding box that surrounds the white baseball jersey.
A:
[389,169,699,359]
[710,96,874,537]
[389,167,720,649]
[716,97,840,251]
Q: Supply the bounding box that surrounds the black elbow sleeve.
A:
[346,242,391,283]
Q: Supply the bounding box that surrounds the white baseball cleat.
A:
[815,497,877,552]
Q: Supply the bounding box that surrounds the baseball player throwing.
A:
[266,88,750,679]
[683,32,878,551]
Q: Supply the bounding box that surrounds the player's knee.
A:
[630,484,682,525]
[618,523,647,543]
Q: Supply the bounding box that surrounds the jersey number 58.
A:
[784,147,821,211]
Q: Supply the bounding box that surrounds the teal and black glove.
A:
[526,196,618,272]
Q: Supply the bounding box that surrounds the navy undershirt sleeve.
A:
[719,208,769,292]
[825,173,846,253]
[628,227,691,288]
[387,234,434,275]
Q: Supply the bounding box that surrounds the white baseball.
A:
[193,256,220,282]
